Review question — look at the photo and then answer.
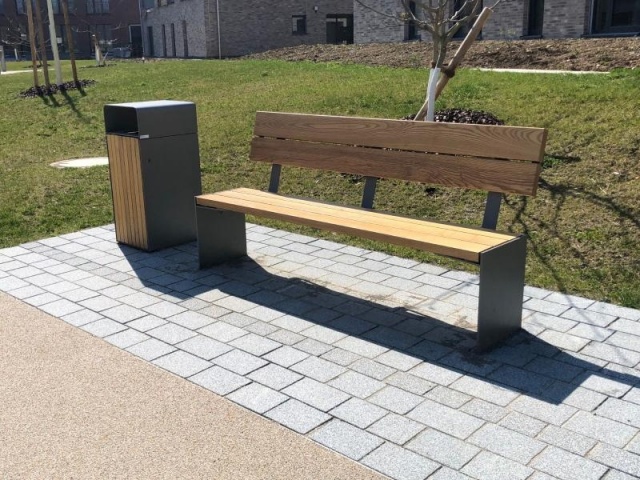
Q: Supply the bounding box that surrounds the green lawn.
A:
[0,59,638,308]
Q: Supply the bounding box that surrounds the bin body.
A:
[104,100,201,251]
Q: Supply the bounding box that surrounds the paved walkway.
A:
[1,224,639,480]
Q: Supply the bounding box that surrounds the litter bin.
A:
[104,100,202,251]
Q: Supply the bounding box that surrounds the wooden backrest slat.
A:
[254,111,547,163]
[251,137,540,196]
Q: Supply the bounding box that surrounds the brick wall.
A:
[355,0,594,43]
[210,0,353,58]
[145,0,207,57]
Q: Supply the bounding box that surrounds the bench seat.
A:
[196,188,517,264]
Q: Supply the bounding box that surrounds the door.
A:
[326,14,354,44]
[592,0,640,34]
[130,25,142,57]
[527,0,544,36]
[147,26,154,56]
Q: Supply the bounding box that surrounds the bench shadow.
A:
[117,242,639,405]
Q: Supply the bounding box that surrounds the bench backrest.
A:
[250,111,547,229]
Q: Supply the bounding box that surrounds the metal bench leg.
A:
[476,235,527,352]
[196,205,247,268]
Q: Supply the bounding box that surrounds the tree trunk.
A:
[33,0,51,89]
[25,0,40,88]
[60,0,78,85]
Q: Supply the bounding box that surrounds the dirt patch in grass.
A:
[245,37,640,72]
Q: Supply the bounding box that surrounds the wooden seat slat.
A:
[197,189,517,262]
[198,188,515,244]
[254,111,547,163]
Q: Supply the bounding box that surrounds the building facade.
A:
[354,0,640,43]
[143,0,354,58]
[0,0,143,59]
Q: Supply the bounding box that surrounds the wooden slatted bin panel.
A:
[106,134,148,250]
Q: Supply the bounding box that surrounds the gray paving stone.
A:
[244,305,285,322]
[8,285,46,300]
[596,397,640,428]
[576,372,632,398]
[294,338,333,356]
[609,318,640,336]
[548,384,608,412]
[329,371,386,399]
[468,423,545,464]
[362,442,439,480]
[510,396,577,426]
[10,266,44,279]
[126,315,167,332]
[271,315,315,333]
[329,315,377,335]
[525,312,578,333]
[190,366,250,395]
[375,350,422,372]
[104,329,149,349]
[101,304,146,323]
[59,287,99,303]
[43,280,80,295]
[100,285,139,299]
[608,331,640,354]
[262,345,309,368]
[367,413,425,445]
[176,335,232,360]
[627,433,640,455]
[290,356,346,382]
[266,399,331,434]
[351,358,396,381]
[538,330,591,352]
[81,318,128,338]
[524,298,570,316]
[283,378,350,412]
[408,399,485,440]
[248,363,302,391]
[420,371,472,402]
[79,296,122,312]
[147,323,197,345]
[300,324,347,344]
[153,350,211,377]
[564,411,637,447]
[213,349,268,375]
[369,386,424,414]
[383,373,434,397]
[198,321,248,343]
[329,397,388,429]
[23,292,60,307]
[588,302,640,321]
[226,382,288,414]
[164,311,215,330]
[409,362,463,387]
[218,312,258,328]
[562,307,617,327]
[61,309,104,327]
[525,356,586,383]
[581,343,640,368]
[537,424,598,455]
[460,399,507,423]
[489,364,556,395]
[498,411,546,437]
[461,450,533,480]
[603,470,640,480]
[229,333,281,356]
[142,301,187,319]
[126,338,176,360]
[531,446,608,480]
[567,323,614,342]
[407,428,481,469]
[545,292,595,309]
[428,467,473,480]
[320,347,361,366]
[39,298,83,317]
[311,419,383,461]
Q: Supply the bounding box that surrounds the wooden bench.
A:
[195,112,547,351]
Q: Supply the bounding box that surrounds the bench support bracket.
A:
[482,192,502,230]
[476,235,526,351]
[196,205,247,268]
[361,176,378,209]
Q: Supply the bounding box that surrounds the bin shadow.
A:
[117,242,639,405]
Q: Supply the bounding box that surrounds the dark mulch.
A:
[19,79,96,98]
[403,108,504,125]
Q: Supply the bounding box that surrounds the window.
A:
[292,15,306,35]
[170,23,176,56]
[182,20,188,57]
[161,24,167,56]
[527,0,544,36]
[0,0,4,14]
[405,1,419,41]
[592,0,640,34]
[326,14,353,44]
[87,0,109,14]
